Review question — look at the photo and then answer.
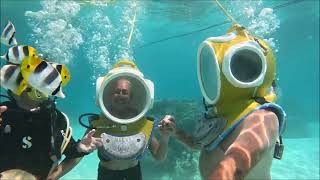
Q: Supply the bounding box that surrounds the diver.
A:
[161,24,286,179]
[0,59,102,180]
[73,59,173,180]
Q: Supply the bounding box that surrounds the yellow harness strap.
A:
[91,115,154,143]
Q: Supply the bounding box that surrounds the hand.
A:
[0,106,7,126]
[77,129,103,153]
[158,115,176,137]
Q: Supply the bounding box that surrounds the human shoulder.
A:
[243,109,279,134]
[249,108,277,116]
[248,109,278,122]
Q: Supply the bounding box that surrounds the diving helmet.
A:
[25,86,48,101]
[197,24,277,125]
[96,59,154,124]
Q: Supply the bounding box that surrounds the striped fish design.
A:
[1,21,18,46]
[1,45,38,64]
[20,56,65,98]
[38,54,71,87]
[0,64,28,95]
[50,63,71,86]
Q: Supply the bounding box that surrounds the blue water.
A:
[1,0,319,179]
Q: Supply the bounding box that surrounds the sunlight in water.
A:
[81,7,113,83]
[82,0,143,84]
[228,1,280,51]
[25,0,83,64]
[24,0,143,86]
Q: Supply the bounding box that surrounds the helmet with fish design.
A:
[1,21,18,46]
[20,55,65,98]
[1,45,38,64]
[0,21,69,99]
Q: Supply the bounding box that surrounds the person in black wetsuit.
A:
[0,88,103,180]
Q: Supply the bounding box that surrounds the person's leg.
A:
[123,162,142,180]
[98,164,124,180]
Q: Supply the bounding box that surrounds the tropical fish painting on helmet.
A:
[0,64,28,95]
[20,56,65,98]
[1,45,38,64]
[49,62,71,87]
[1,21,18,46]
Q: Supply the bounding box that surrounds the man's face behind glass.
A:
[111,79,131,105]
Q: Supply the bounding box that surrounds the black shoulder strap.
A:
[49,108,61,160]
[253,80,277,105]
[253,96,270,104]
[145,116,155,122]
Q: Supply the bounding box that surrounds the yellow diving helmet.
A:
[96,59,154,124]
[92,59,156,160]
[197,24,277,130]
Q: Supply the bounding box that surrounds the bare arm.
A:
[149,115,178,161]
[173,128,199,150]
[207,110,279,180]
[149,136,169,161]
[158,115,200,150]
[149,115,172,161]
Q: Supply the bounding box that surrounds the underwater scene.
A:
[0,0,319,179]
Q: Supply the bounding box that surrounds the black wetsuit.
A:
[97,143,154,180]
[97,161,142,180]
[0,101,84,179]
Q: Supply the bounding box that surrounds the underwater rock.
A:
[144,99,203,179]
[148,99,203,132]
[149,99,315,139]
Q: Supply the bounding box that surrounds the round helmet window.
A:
[100,74,149,123]
[198,44,220,104]
[230,49,263,83]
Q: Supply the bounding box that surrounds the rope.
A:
[136,0,306,49]
[136,20,229,49]
[272,0,305,10]
[127,7,137,46]
[214,0,238,25]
